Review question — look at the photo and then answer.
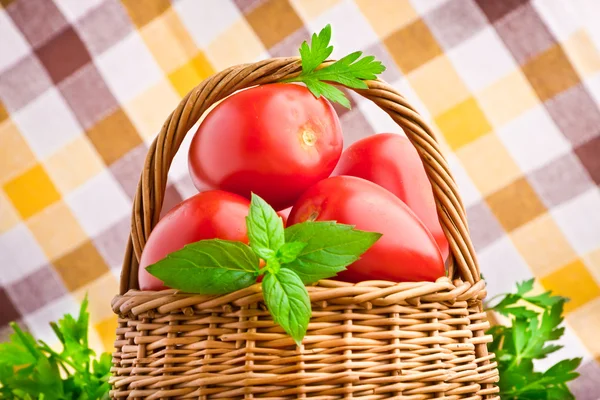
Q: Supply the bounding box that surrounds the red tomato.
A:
[277,207,292,225]
[138,190,250,290]
[188,83,343,210]
[288,176,445,283]
[333,133,450,261]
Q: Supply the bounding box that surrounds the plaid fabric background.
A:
[1,0,600,395]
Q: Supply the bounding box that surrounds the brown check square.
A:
[246,0,304,49]
[75,0,134,56]
[528,153,595,207]
[53,240,110,292]
[576,136,600,185]
[59,63,119,130]
[7,0,68,48]
[474,0,529,23]
[425,0,488,49]
[522,43,580,102]
[6,265,67,315]
[486,177,547,232]
[494,3,556,64]
[466,201,505,251]
[545,84,600,146]
[86,109,142,166]
[121,0,171,29]
[385,19,443,74]
[0,286,20,326]
[0,54,53,112]
[36,27,91,84]
[109,143,148,200]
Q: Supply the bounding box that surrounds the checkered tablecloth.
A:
[1,0,600,395]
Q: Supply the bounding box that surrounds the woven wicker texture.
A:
[111,58,499,399]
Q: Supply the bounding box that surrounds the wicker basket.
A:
[110,57,500,399]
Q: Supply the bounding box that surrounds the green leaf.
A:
[303,79,351,108]
[516,279,534,296]
[276,241,307,264]
[284,221,382,284]
[524,292,567,308]
[298,24,333,74]
[543,358,581,383]
[147,239,259,294]
[246,193,285,259]
[502,306,539,319]
[283,24,385,107]
[488,279,581,399]
[0,331,37,367]
[262,269,311,346]
[512,317,528,356]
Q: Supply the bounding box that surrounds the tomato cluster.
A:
[139,83,448,290]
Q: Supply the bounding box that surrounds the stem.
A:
[266,258,281,274]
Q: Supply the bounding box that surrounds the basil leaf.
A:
[246,193,285,259]
[147,239,259,294]
[276,241,307,264]
[283,221,381,284]
[263,269,311,346]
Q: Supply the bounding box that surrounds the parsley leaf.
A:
[283,24,385,108]
[487,281,581,399]
[0,295,112,399]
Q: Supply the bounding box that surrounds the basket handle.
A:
[119,57,480,295]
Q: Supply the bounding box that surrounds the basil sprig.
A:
[147,193,381,344]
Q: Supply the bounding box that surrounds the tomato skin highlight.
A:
[333,133,450,261]
[138,190,251,291]
[188,83,343,210]
[288,176,445,283]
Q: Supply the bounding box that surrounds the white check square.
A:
[66,170,131,237]
[95,31,162,104]
[13,88,83,159]
[552,188,600,254]
[448,26,517,93]
[0,10,30,73]
[175,0,242,49]
[55,0,103,23]
[0,224,47,285]
[309,0,379,56]
[498,105,571,173]
[478,236,533,298]
[446,153,483,209]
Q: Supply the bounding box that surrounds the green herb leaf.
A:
[487,280,581,399]
[516,278,534,296]
[0,296,113,400]
[147,239,259,294]
[283,221,382,284]
[276,241,307,264]
[247,193,285,259]
[0,326,38,368]
[543,358,582,384]
[299,24,333,73]
[304,79,351,108]
[262,269,311,346]
[283,24,385,108]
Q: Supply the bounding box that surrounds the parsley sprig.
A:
[282,24,386,108]
[0,296,112,400]
[487,279,582,399]
[147,193,382,345]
